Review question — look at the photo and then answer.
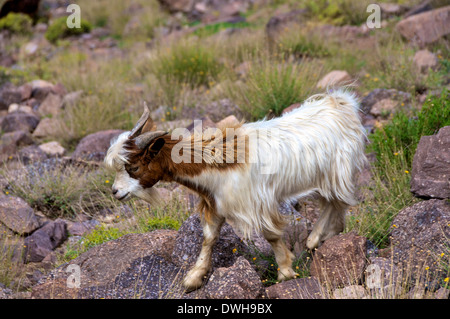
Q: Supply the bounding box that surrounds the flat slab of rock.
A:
[0,196,40,235]
[411,126,450,199]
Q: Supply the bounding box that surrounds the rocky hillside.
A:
[0,0,449,299]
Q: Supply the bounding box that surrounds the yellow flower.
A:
[105,180,109,183]
[394,152,399,156]
[364,73,370,78]
[444,277,449,282]
[232,248,237,253]
[425,266,429,270]
[392,224,398,228]
[5,191,9,195]
[404,170,409,174]
[253,257,257,261]
[373,77,379,82]
[440,253,445,257]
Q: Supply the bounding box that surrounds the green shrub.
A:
[0,12,32,34]
[143,216,181,231]
[45,16,92,43]
[369,89,450,175]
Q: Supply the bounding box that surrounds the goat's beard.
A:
[134,187,163,206]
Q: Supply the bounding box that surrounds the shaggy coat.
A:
[105,89,367,290]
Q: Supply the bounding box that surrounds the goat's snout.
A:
[112,187,118,195]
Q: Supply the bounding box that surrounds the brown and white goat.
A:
[104,89,367,290]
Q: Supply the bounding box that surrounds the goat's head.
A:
[104,102,168,203]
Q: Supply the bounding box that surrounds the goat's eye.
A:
[125,165,139,174]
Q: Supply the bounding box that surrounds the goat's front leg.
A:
[183,214,224,291]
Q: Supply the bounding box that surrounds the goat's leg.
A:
[263,229,297,281]
[306,199,347,250]
[183,214,224,291]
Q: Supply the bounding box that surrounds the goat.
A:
[104,89,367,291]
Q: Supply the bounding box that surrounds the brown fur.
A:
[124,123,247,223]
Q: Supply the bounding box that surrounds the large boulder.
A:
[171,213,248,270]
[0,195,40,235]
[316,70,351,89]
[395,6,450,46]
[390,199,450,283]
[71,129,124,161]
[31,230,178,298]
[411,126,450,199]
[310,232,367,287]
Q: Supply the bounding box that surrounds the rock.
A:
[66,219,100,236]
[395,6,450,46]
[404,0,432,18]
[0,83,22,110]
[186,116,216,132]
[281,103,302,115]
[316,71,351,89]
[0,195,40,235]
[266,9,307,43]
[23,219,68,263]
[366,257,403,298]
[38,141,66,157]
[71,129,124,161]
[360,88,411,114]
[333,285,368,299]
[265,277,325,299]
[0,112,40,133]
[157,0,194,13]
[171,213,248,270]
[32,117,61,138]
[31,230,178,298]
[390,199,450,282]
[379,3,408,18]
[434,287,450,299]
[0,130,33,148]
[413,50,439,74]
[216,115,240,128]
[310,232,367,287]
[0,0,41,19]
[17,145,48,164]
[202,256,264,299]
[38,93,63,116]
[369,98,399,118]
[29,80,66,102]
[411,126,450,199]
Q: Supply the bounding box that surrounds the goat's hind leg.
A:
[306,198,347,250]
[183,213,224,291]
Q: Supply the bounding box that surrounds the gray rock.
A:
[0,195,40,235]
[0,112,40,133]
[265,277,325,299]
[411,126,450,199]
[203,256,264,299]
[72,129,124,161]
[24,219,68,263]
[171,213,248,270]
[360,88,411,114]
[390,199,450,283]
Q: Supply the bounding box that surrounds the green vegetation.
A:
[45,16,92,43]
[0,12,32,34]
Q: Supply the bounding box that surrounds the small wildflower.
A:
[392,224,398,228]
[405,170,409,174]
[277,268,280,271]
[253,257,257,261]
[295,266,299,270]
[105,180,109,183]
[364,73,370,78]
[373,77,379,82]
[5,191,9,195]
[166,111,170,115]
[394,152,399,156]
[425,266,429,270]
[232,248,237,253]
[444,277,449,282]
[440,253,445,257]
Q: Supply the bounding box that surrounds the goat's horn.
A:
[135,131,168,150]
[129,102,151,139]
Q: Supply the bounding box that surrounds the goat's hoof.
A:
[183,274,204,292]
[278,268,298,281]
[306,233,321,250]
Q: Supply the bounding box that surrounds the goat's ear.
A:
[147,138,166,158]
[135,131,168,150]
